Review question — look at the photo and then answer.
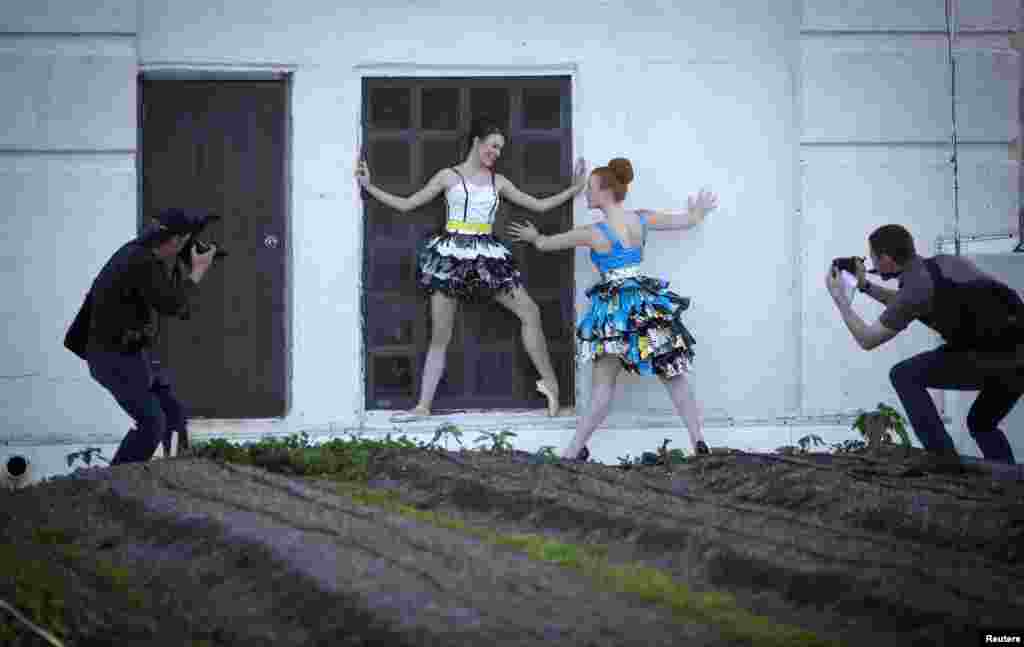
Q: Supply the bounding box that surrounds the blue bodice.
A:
[589,212,648,275]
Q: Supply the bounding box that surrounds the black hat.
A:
[138,208,203,244]
[154,207,202,236]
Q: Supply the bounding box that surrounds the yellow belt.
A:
[445,220,492,235]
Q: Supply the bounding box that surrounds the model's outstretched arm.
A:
[507,220,597,252]
[355,156,449,213]
[499,158,588,213]
[642,188,719,230]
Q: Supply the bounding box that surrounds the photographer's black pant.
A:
[890,347,1019,465]
[87,349,187,464]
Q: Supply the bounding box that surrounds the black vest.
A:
[916,258,1024,351]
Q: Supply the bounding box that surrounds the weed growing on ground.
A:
[797,434,825,454]
[66,448,110,469]
[474,430,517,454]
[851,403,911,449]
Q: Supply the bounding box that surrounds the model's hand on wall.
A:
[686,188,718,224]
[572,157,589,192]
[354,156,371,189]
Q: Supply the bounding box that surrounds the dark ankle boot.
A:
[576,446,590,462]
[695,441,710,456]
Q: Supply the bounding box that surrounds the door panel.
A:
[141,79,288,418]
[363,77,574,411]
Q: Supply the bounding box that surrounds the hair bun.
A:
[607,158,633,185]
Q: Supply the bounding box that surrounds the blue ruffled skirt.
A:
[577,275,696,378]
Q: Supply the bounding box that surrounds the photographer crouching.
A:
[827,224,1021,469]
[66,208,220,465]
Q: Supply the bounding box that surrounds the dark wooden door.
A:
[141,79,289,418]
[362,77,575,411]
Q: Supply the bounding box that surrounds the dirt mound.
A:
[1,447,1021,646]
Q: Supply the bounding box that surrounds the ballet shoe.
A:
[536,380,560,417]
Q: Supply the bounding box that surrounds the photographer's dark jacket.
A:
[86,240,197,353]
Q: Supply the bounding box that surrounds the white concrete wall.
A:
[138,0,805,428]
[799,0,1021,460]
[2,0,1020,484]
[0,0,139,464]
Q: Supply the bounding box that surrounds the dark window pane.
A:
[368,139,411,186]
[470,88,510,133]
[406,201,445,233]
[538,298,570,340]
[467,304,518,345]
[368,206,413,240]
[422,138,461,183]
[431,349,465,398]
[552,350,573,406]
[523,88,562,130]
[372,355,414,397]
[523,140,562,185]
[366,297,417,347]
[520,245,572,289]
[475,351,519,395]
[422,87,459,130]
[367,246,414,291]
[369,87,411,129]
[497,141,522,186]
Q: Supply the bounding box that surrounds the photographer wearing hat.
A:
[826,224,1021,468]
[70,208,218,465]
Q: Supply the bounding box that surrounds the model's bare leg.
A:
[495,286,560,416]
[410,292,459,415]
[562,356,622,458]
[658,369,705,451]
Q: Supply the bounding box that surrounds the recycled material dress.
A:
[415,168,521,302]
[577,212,697,377]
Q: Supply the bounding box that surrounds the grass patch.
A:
[0,525,153,644]
[332,481,842,647]
[186,431,842,647]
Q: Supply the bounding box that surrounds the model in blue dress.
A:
[508,158,718,460]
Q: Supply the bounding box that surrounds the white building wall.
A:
[799,0,1022,461]
[2,0,1020,484]
[138,0,804,427]
[0,1,139,477]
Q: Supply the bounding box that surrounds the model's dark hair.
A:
[868,224,916,264]
[464,116,504,157]
[592,157,634,202]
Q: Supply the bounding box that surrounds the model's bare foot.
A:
[536,380,560,417]
[389,405,431,422]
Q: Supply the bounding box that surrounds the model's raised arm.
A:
[507,221,598,252]
[356,157,450,213]
[642,188,719,230]
[498,158,588,214]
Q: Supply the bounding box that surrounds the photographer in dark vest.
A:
[826,224,1021,468]
[69,208,218,465]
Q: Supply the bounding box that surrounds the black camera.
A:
[177,213,229,269]
[831,256,879,276]
[831,256,863,275]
